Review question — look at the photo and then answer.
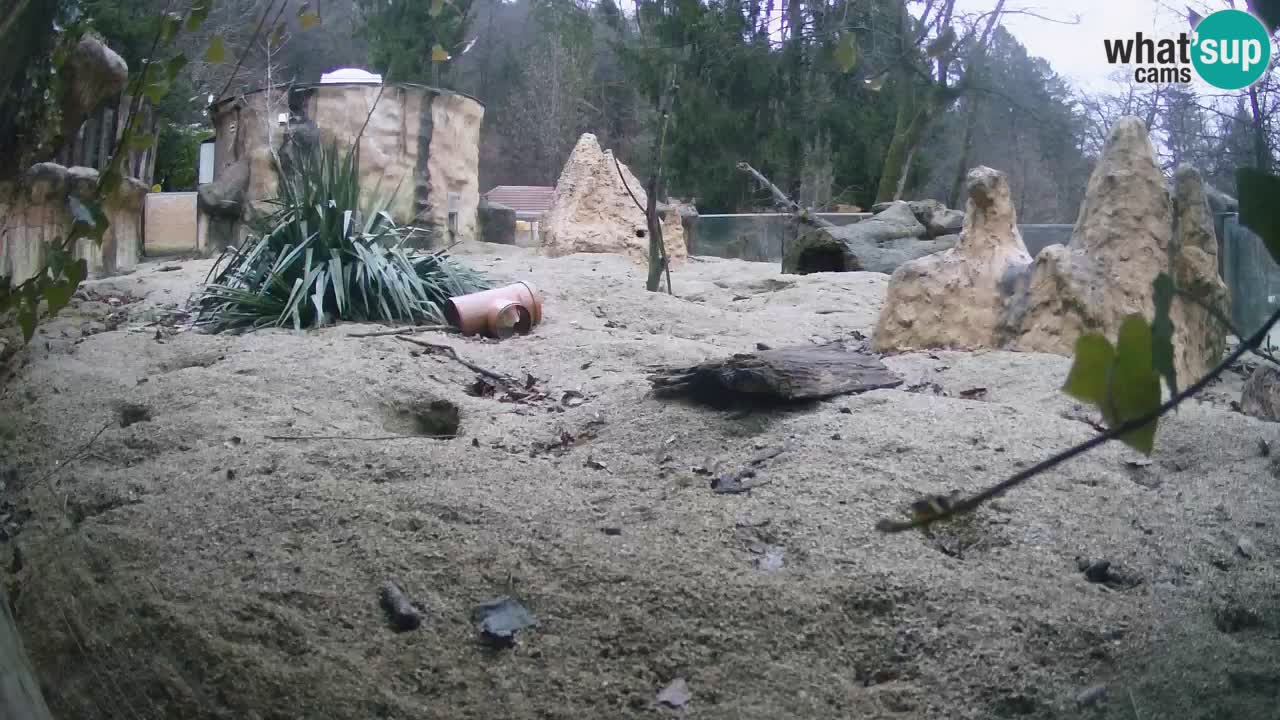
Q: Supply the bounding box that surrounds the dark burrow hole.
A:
[382,399,461,439]
[796,246,851,274]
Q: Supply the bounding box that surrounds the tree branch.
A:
[876,302,1280,533]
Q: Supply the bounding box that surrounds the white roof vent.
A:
[320,68,383,85]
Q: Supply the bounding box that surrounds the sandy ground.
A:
[1,242,1279,720]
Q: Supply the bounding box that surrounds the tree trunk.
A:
[0,589,54,720]
[0,0,60,181]
[1248,85,1271,174]
[876,83,937,204]
[948,96,981,208]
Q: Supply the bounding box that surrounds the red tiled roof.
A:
[484,185,555,219]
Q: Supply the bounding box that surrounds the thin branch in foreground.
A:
[876,303,1280,533]
[30,420,114,489]
[394,336,517,385]
[348,324,455,338]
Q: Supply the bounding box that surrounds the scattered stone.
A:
[158,264,183,272]
[561,390,587,407]
[959,387,989,400]
[1241,365,1280,422]
[656,678,691,709]
[601,526,622,536]
[379,581,423,632]
[1259,438,1272,457]
[1214,599,1263,633]
[584,455,608,471]
[1236,536,1259,559]
[1074,684,1108,708]
[474,596,537,648]
[754,545,786,571]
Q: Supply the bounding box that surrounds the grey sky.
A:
[954,0,1191,91]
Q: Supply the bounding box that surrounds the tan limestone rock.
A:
[1016,117,1172,355]
[1168,163,1230,385]
[872,167,1032,352]
[540,134,686,263]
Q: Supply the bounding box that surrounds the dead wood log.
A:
[649,342,902,406]
[735,162,835,229]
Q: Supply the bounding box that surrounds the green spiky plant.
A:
[194,140,488,332]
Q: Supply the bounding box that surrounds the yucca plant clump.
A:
[194,141,488,332]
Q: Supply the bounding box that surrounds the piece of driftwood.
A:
[649,342,902,405]
[736,162,834,229]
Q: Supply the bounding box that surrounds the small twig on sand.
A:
[265,434,455,441]
[395,337,516,385]
[32,420,114,489]
[348,325,455,338]
[712,441,792,494]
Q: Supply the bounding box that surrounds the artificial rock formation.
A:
[872,167,1033,352]
[0,163,147,283]
[871,117,1230,388]
[540,134,686,264]
[1168,163,1231,385]
[783,201,955,274]
[207,83,484,249]
[60,36,129,142]
[1017,118,1228,385]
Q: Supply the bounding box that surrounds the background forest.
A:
[75,0,1280,220]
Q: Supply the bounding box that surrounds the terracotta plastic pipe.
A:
[444,282,544,339]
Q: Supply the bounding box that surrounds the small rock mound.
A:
[540,134,686,264]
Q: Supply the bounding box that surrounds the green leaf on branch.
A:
[67,196,110,245]
[1238,167,1280,265]
[188,1,212,32]
[130,133,156,151]
[431,44,449,63]
[167,54,189,83]
[299,2,322,29]
[144,76,171,104]
[17,299,37,344]
[1063,334,1113,406]
[205,35,227,64]
[1063,314,1163,455]
[834,32,858,74]
[159,12,183,44]
[1151,273,1178,396]
[430,0,446,17]
[270,22,287,48]
[48,258,88,317]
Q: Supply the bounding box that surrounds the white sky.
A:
[954,0,1191,92]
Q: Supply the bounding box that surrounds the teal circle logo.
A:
[1192,9,1272,90]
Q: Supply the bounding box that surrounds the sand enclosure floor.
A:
[2,242,1279,719]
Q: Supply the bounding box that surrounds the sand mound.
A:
[0,245,1277,719]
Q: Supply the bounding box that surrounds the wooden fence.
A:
[53,95,160,187]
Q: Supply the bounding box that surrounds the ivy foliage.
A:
[0,0,230,343]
